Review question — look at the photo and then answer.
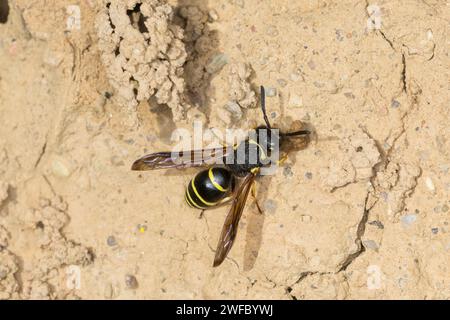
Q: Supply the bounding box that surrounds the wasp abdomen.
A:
[185,167,234,209]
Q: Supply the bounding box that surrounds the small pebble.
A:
[309,255,320,267]
[110,155,125,166]
[208,10,218,21]
[289,72,301,82]
[431,228,439,234]
[438,164,449,174]
[206,53,228,74]
[391,99,400,108]
[263,199,277,214]
[305,172,313,179]
[266,25,279,37]
[313,81,324,88]
[379,192,388,202]
[335,29,344,41]
[362,240,379,251]
[107,236,117,246]
[344,92,355,99]
[425,177,435,193]
[398,277,407,289]
[51,158,71,178]
[307,60,316,70]
[224,101,243,119]
[401,214,416,227]
[265,87,277,97]
[277,79,287,87]
[442,205,449,212]
[301,215,312,223]
[66,5,81,31]
[369,220,384,229]
[125,275,139,289]
[283,166,293,177]
[289,94,303,108]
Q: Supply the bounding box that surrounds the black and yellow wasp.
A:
[132,86,311,267]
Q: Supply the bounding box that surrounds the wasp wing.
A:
[213,172,257,267]
[131,147,231,171]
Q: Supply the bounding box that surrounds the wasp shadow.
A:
[242,174,271,271]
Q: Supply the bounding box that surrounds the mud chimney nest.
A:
[96,0,189,122]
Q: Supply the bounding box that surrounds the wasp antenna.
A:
[260,86,271,129]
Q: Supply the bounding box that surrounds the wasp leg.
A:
[277,154,288,166]
[251,182,263,215]
[198,209,205,219]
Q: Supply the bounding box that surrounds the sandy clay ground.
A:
[0,0,449,299]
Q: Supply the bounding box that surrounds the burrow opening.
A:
[0,0,9,24]
[127,3,149,34]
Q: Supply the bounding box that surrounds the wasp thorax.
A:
[254,126,280,154]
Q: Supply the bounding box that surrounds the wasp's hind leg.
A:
[198,209,205,219]
[277,153,289,166]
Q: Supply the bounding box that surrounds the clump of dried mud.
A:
[96,0,188,121]
[0,0,449,300]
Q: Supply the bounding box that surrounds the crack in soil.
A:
[33,141,47,169]
[401,52,407,94]
[379,30,395,51]
[284,3,417,294]
[338,192,377,272]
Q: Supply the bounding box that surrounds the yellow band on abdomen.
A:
[185,189,204,209]
[208,168,227,192]
[191,176,218,206]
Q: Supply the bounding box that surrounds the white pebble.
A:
[208,10,219,21]
[224,101,243,119]
[66,5,81,31]
[401,214,416,227]
[301,215,312,223]
[362,240,379,250]
[265,87,277,97]
[309,255,320,267]
[206,53,228,74]
[289,94,303,108]
[289,73,301,82]
[425,177,435,193]
[51,158,72,178]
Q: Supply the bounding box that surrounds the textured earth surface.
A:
[0,0,449,299]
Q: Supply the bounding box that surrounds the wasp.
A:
[132,86,311,267]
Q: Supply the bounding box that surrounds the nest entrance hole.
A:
[0,0,9,24]
[127,3,148,33]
